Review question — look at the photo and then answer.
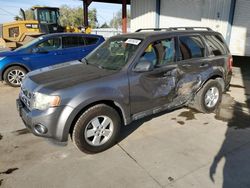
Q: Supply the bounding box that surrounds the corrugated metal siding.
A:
[131,0,231,37]
[130,0,250,56]
[131,0,156,32]
[201,0,231,37]
[159,0,230,37]
[230,0,250,56]
[159,0,203,27]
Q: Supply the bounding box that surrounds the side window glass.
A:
[139,44,157,66]
[160,38,175,65]
[62,36,79,48]
[85,37,98,45]
[179,36,205,60]
[204,35,227,56]
[138,38,176,67]
[36,38,61,51]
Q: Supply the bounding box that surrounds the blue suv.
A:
[0,33,104,87]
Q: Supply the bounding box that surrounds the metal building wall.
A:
[159,0,203,28]
[131,0,156,32]
[229,0,250,56]
[130,0,249,55]
[201,0,231,37]
[159,0,231,37]
[131,0,231,37]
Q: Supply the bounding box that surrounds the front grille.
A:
[20,86,32,110]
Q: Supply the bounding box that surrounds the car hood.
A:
[26,60,117,91]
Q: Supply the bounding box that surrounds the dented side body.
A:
[128,31,231,120]
[17,30,232,143]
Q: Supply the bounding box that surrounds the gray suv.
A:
[16,27,233,153]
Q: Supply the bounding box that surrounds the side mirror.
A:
[134,60,154,72]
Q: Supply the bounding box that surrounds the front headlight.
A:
[0,57,6,61]
[33,92,61,110]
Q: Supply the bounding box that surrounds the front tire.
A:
[3,66,27,87]
[190,80,222,113]
[72,104,121,154]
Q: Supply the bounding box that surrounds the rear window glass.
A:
[85,37,98,45]
[179,36,205,60]
[204,35,227,56]
[62,36,79,48]
[79,37,85,46]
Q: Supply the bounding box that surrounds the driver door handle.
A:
[181,64,191,67]
[200,63,209,68]
[163,72,172,77]
[22,57,30,61]
[54,52,63,55]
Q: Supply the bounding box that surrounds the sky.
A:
[0,0,125,25]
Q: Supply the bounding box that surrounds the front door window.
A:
[36,38,61,52]
[138,37,176,68]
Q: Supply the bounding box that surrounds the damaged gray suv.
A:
[17,27,233,153]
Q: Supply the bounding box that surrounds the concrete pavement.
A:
[0,66,250,188]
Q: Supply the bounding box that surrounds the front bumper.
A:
[16,99,74,142]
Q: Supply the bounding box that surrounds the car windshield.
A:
[14,37,44,51]
[85,37,142,70]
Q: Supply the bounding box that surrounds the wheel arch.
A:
[67,100,128,139]
[198,71,225,94]
[189,76,224,113]
[2,63,30,80]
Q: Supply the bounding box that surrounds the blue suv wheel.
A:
[3,66,27,87]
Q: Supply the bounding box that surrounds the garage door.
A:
[159,0,203,27]
[230,0,250,56]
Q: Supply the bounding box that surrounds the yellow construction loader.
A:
[0,6,89,50]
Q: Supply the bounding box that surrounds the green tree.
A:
[14,16,22,21]
[59,5,97,28]
[110,9,130,29]
[22,9,34,20]
[18,6,38,20]
[100,22,110,28]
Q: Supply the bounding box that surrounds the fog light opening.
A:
[34,124,48,134]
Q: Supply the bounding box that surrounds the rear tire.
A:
[3,66,27,87]
[72,104,121,154]
[189,80,222,113]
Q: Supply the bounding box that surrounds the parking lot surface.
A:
[1,63,250,188]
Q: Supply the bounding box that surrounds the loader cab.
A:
[32,7,64,34]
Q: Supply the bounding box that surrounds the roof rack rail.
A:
[135,28,170,32]
[135,27,213,32]
[169,27,212,31]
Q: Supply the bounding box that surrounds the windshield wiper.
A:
[81,59,116,70]
[82,59,104,69]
